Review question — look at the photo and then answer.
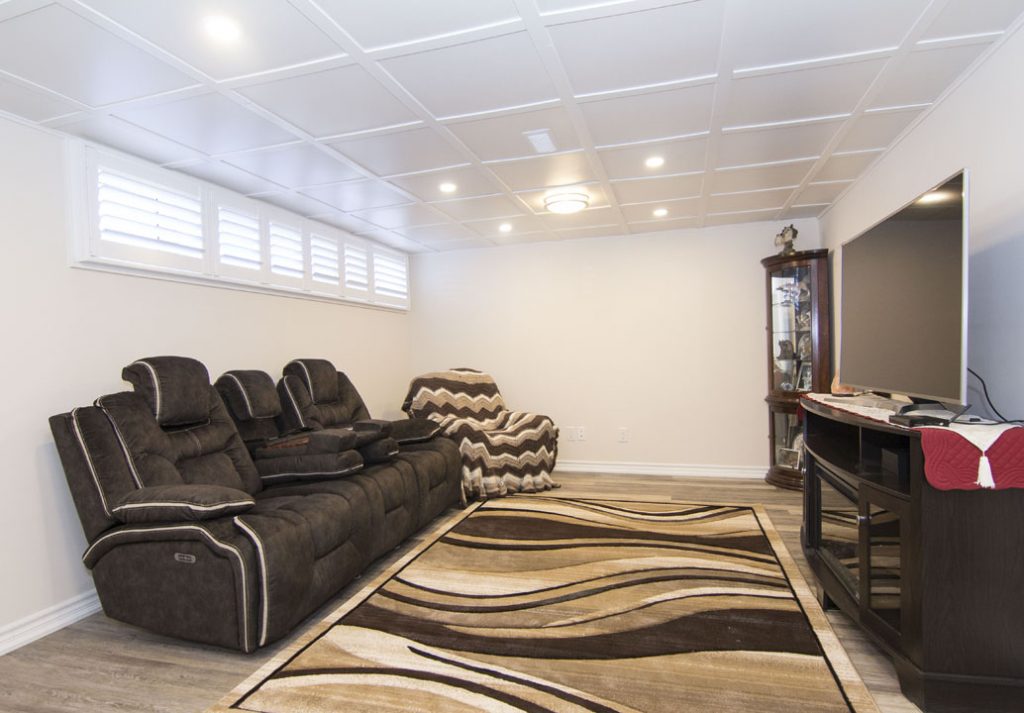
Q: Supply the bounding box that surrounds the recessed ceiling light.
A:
[439,182,457,194]
[203,15,242,43]
[645,155,665,169]
[498,222,513,233]
[652,207,669,218]
[544,190,590,215]
[524,129,557,154]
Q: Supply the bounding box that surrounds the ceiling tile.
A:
[870,44,988,109]
[0,75,78,121]
[620,198,701,222]
[539,205,618,229]
[299,178,410,212]
[794,181,852,204]
[430,237,495,251]
[580,84,715,145]
[492,231,551,246]
[238,65,416,138]
[705,208,780,226]
[361,230,433,253]
[115,93,295,154]
[380,31,558,117]
[352,202,447,229]
[629,216,702,233]
[432,194,526,222]
[549,2,725,95]
[466,214,545,238]
[718,120,841,167]
[782,204,828,219]
[710,159,815,193]
[83,0,342,80]
[317,0,520,50]
[176,160,284,194]
[0,4,194,106]
[486,151,594,191]
[312,212,377,234]
[725,59,885,126]
[835,108,922,152]
[553,224,623,241]
[225,144,360,188]
[814,150,881,182]
[708,187,794,213]
[60,115,205,164]
[729,0,930,70]
[329,127,465,175]
[516,184,609,213]
[446,105,581,161]
[612,174,703,204]
[387,165,503,201]
[598,136,707,180]
[922,0,1024,40]
[257,191,336,216]
[397,222,478,243]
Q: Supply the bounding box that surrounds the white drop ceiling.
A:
[1,0,1022,253]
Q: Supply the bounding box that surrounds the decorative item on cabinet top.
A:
[761,244,831,491]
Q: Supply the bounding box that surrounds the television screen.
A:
[839,172,967,404]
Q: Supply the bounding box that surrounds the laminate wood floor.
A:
[0,473,922,713]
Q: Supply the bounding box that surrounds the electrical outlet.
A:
[618,427,629,443]
[576,426,585,441]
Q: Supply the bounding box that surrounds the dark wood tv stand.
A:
[801,397,1024,712]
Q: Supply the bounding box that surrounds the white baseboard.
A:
[0,588,101,656]
[556,460,766,479]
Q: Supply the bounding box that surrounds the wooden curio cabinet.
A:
[762,248,830,490]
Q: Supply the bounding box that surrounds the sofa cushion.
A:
[111,484,254,524]
[123,357,211,427]
[284,359,339,405]
[250,431,359,460]
[216,370,281,420]
[391,418,442,445]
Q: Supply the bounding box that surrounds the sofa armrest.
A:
[352,418,393,437]
[111,485,254,524]
[251,431,358,459]
[254,450,363,485]
[390,418,442,444]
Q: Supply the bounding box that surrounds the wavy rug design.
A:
[213,498,878,712]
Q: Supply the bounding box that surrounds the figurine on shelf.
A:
[797,309,811,330]
[777,339,795,360]
[797,334,812,360]
[774,224,799,256]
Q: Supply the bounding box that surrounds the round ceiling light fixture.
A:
[544,190,590,214]
[652,207,669,218]
[645,155,665,169]
[203,15,242,43]
[498,222,513,233]
[438,181,457,194]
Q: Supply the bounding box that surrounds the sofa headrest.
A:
[284,359,339,405]
[122,357,211,426]
[215,370,282,421]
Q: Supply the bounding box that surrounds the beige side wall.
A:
[820,24,1024,417]
[409,219,821,471]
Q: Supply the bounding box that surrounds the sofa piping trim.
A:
[70,407,113,518]
[95,396,145,489]
[224,373,255,420]
[233,516,269,647]
[292,360,316,403]
[259,465,362,483]
[131,360,162,422]
[281,377,307,429]
[82,524,252,651]
[111,499,255,515]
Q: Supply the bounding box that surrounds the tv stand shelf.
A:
[801,397,1024,712]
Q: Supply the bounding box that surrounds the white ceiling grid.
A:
[0,0,1021,252]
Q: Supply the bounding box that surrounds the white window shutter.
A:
[310,234,340,288]
[269,222,304,280]
[372,250,409,306]
[217,206,261,271]
[343,243,370,294]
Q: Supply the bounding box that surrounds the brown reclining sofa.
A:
[48,356,460,652]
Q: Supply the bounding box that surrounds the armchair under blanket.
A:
[403,368,559,501]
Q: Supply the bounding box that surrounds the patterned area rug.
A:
[212,498,878,713]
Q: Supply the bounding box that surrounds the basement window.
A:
[71,143,410,311]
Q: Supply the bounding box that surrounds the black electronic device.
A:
[888,413,950,427]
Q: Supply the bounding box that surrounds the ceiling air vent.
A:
[523,129,557,154]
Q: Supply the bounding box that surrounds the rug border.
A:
[210,497,881,713]
[206,503,482,713]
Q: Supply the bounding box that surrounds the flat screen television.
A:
[839,171,968,405]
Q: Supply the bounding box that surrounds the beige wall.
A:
[820,24,1024,417]
[409,219,821,472]
[0,116,411,635]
